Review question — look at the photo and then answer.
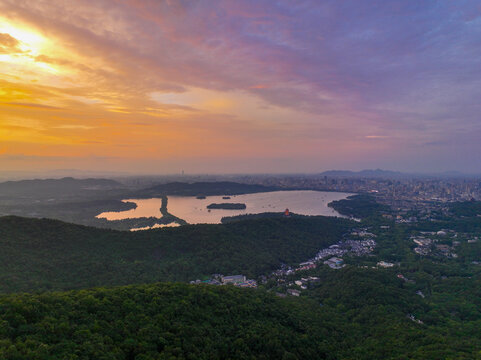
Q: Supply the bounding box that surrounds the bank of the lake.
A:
[96,190,354,228]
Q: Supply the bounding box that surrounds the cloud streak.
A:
[1,0,480,173]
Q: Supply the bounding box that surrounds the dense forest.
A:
[0,274,479,359]
[328,194,390,219]
[0,177,123,198]
[449,200,481,217]
[0,215,348,293]
[206,203,247,209]
[0,283,339,360]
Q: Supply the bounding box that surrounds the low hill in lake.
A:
[207,203,246,210]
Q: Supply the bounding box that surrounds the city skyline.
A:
[1,1,481,174]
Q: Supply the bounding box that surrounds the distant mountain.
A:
[320,169,481,179]
[139,181,279,197]
[0,169,131,182]
[0,177,123,197]
[320,169,404,178]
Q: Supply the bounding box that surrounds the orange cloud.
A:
[0,33,22,53]
[0,1,447,174]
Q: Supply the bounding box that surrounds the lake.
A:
[96,190,353,227]
[96,198,163,220]
[167,191,352,224]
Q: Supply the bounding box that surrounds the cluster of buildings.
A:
[411,230,459,258]
[271,261,317,277]
[296,261,317,272]
[269,228,379,298]
[377,261,395,268]
[324,257,344,269]
[314,238,377,261]
[407,314,424,325]
[313,245,348,261]
[190,274,257,288]
[397,274,415,283]
[272,228,378,278]
[277,276,322,297]
[294,276,320,288]
[412,236,434,256]
[234,174,481,203]
[232,174,481,223]
[286,289,300,297]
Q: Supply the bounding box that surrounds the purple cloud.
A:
[1,0,481,172]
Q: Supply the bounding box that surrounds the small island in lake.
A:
[207,203,246,210]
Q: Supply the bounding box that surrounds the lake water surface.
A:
[96,198,163,220]
[167,190,352,224]
[96,190,353,226]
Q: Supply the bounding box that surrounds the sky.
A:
[1,0,481,175]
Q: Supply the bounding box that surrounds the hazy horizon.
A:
[2,167,481,182]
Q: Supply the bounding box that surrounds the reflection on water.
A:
[96,198,163,220]
[130,222,181,231]
[167,190,353,224]
[95,190,353,227]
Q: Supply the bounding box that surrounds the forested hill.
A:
[137,181,279,197]
[0,283,338,359]
[0,215,349,293]
[328,194,389,219]
[0,177,122,197]
[1,279,478,359]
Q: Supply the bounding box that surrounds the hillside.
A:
[0,283,341,359]
[328,194,390,219]
[0,275,479,360]
[0,177,123,197]
[138,181,279,197]
[0,177,132,229]
[0,215,349,293]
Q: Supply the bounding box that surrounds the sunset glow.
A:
[1,1,481,174]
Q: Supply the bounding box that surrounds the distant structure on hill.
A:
[222,275,246,284]
[284,208,290,217]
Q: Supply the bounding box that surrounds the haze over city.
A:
[1,0,481,174]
